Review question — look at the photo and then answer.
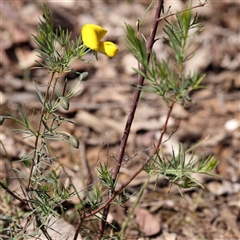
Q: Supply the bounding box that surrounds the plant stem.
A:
[155,99,175,150]
[157,1,208,22]
[73,213,83,240]
[97,1,164,238]
[21,183,52,240]
[0,182,27,205]
[81,97,175,220]
[27,72,56,189]
[120,175,150,237]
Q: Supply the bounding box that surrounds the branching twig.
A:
[73,211,83,240]
[156,99,175,150]
[80,98,175,220]
[21,184,52,240]
[0,182,27,205]
[96,1,164,239]
[27,71,56,189]
[157,1,208,22]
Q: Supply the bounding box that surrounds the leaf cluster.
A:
[124,23,147,67]
[144,144,219,192]
[98,163,119,191]
[163,10,204,65]
[125,7,206,105]
[32,4,89,73]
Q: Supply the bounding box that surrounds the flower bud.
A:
[70,135,79,148]
[60,97,69,110]
[0,116,5,125]
[79,72,89,81]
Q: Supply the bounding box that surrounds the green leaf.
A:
[124,23,147,66]
[34,82,45,104]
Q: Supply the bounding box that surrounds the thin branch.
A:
[73,211,83,240]
[81,99,175,219]
[27,71,56,189]
[157,1,207,22]
[97,1,164,238]
[0,182,27,205]
[21,184,52,240]
[155,99,175,150]
[18,215,32,237]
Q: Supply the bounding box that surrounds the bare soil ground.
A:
[0,1,239,239]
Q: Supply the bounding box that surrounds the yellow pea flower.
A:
[81,24,118,57]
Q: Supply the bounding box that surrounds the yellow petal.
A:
[81,24,107,50]
[98,41,119,57]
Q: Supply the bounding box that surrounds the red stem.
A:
[81,99,175,220]
[97,0,164,239]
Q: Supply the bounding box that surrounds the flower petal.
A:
[81,24,107,50]
[98,41,119,57]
